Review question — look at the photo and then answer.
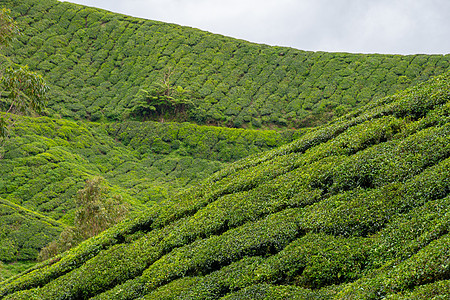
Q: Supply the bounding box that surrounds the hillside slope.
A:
[3,0,450,128]
[0,116,297,215]
[0,114,297,267]
[1,70,449,299]
[0,197,64,273]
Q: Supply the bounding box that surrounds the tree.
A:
[130,68,194,121]
[38,177,130,261]
[74,176,129,240]
[0,8,19,48]
[0,261,4,282]
[0,8,48,144]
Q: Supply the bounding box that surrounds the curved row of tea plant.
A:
[3,0,450,128]
[0,114,295,267]
[2,70,449,299]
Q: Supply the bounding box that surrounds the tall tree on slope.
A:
[0,8,48,145]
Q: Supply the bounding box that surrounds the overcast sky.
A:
[63,0,449,55]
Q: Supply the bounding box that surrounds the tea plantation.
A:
[1,68,449,299]
[0,115,296,268]
[1,0,450,297]
[3,0,450,128]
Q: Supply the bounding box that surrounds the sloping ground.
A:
[0,197,64,280]
[0,115,294,264]
[0,115,149,223]
[1,71,449,299]
[4,0,450,128]
[0,198,64,263]
[0,116,296,217]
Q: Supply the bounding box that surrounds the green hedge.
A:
[108,121,302,162]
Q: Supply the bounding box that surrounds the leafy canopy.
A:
[0,8,19,49]
[0,8,48,143]
[130,69,195,121]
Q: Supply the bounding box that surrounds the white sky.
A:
[62,0,450,55]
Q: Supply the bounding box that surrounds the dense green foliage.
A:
[0,7,48,142]
[0,113,295,267]
[2,69,449,298]
[38,176,130,262]
[0,197,63,263]
[109,121,301,162]
[0,8,19,48]
[1,64,48,113]
[3,0,450,128]
[129,69,195,121]
[2,0,450,295]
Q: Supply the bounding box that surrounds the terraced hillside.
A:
[0,114,298,268]
[4,0,450,128]
[2,68,449,299]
